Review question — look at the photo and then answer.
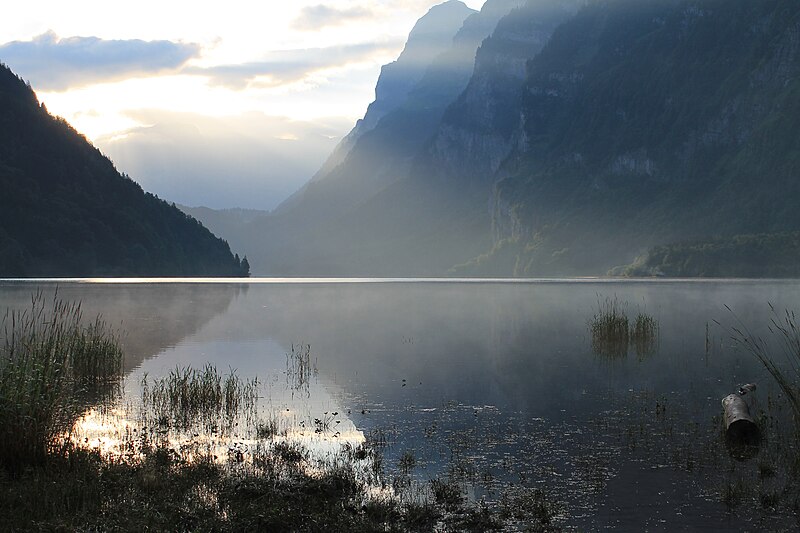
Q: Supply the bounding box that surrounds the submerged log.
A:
[722,393,760,461]
[722,394,757,434]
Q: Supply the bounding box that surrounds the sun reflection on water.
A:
[68,363,368,472]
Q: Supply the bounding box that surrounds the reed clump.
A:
[141,365,258,430]
[0,292,123,469]
[590,296,630,358]
[589,296,659,359]
[630,312,659,358]
[286,343,315,391]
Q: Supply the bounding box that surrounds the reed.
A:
[0,292,123,468]
[590,296,659,359]
[286,343,315,391]
[141,365,258,430]
[731,304,800,424]
[630,311,659,358]
[589,296,630,358]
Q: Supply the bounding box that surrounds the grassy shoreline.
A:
[0,295,558,531]
[3,294,800,530]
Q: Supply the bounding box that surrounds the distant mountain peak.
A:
[273,0,476,214]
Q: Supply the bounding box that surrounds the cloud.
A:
[187,40,404,89]
[292,4,374,30]
[0,31,200,91]
[97,110,351,210]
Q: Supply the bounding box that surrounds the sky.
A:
[0,0,486,209]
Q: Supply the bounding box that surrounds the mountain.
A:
[176,204,268,258]
[236,0,546,275]
[202,0,800,278]
[273,0,480,216]
[0,63,249,277]
[233,0,580,276]
[477,0,800,276]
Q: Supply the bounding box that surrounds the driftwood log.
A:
[722,394,759,442]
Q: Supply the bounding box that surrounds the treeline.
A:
[0,63,249,277]
[618,232,800,278]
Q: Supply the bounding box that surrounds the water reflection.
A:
[4,279,800,529]
[0,281,244,370]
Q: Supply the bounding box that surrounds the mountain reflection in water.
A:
[2,278,798,530]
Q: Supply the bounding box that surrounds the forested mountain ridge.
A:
[0,63,249,277]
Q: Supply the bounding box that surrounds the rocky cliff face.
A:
[272,1,476,216]
[312,1,476,181]
[236,0,800,278]
[483,0,800,275]
[426,1,581,185]
[251,0,530,275]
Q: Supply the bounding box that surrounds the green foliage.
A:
[621,232,800,278]
[0,292,122,469]
[0,63,248,277]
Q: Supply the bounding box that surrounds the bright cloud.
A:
[187,39,405,89]
[0,31,200,91]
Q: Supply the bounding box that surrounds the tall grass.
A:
[589,296,658,359]
[731,304,800,424]
[141,365,258,430]
[0,292,123,468]
[590,296,630,358]
[630,312,659,359]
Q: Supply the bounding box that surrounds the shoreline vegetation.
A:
[1,294,799,529]
[0,295,558,531]
[0,292,122,469]
[614,232,800,278]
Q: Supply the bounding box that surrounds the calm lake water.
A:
[1,279,798,530]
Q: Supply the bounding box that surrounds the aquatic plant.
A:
[630,311,659,359]
[0,292,123,468]
[286,343,315,392]
[589,296,630,358]
[141,365,258,431]
[590,296,659,359]
[730,304,800,426]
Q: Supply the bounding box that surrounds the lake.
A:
[1,278,798,530]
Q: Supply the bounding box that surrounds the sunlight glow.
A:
[2,1,487,140]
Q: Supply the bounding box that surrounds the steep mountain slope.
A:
[273,0,478,216]
[427,0,583,185]
[245,0,536,275]
[199,0,800,278]
[240,0,580,276]
[0,63,248,277]
[480,0,800,275]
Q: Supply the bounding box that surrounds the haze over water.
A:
[1,278,797,529]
